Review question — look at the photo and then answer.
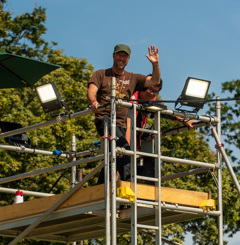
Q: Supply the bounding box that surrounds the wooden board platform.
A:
[0,181,210,243]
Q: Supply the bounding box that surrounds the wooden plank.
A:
[0,181,209,223]
[0,184,104,222]
[117,181,209,207]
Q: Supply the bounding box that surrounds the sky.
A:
[4,0,240,244]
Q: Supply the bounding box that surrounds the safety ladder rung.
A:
[136,175,158,182]
[137,224,159,230]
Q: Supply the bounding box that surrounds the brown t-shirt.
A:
[89,68,147,128]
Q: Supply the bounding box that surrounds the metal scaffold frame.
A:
[0,78,239,245]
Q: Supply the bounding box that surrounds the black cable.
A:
[122,97,240,104]
[48,168,70,193]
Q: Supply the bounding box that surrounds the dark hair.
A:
[147,74,163,92]
[155,79,163,91]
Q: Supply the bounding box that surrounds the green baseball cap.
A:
[114,44,131,55]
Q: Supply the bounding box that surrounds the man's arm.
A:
[144,45,161,88]
[87,83,99,113]
[126,117,131,145]
[172,116,196,129]
[164,109,196,129]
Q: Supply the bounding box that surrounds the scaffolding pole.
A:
[0,144,69,158]
[161,121,209,137]
[154,110,162,244]
[104,115,110,245]
[0,143,100,160]
[71,135,77,188]
[161,168,209,182]
[0,154,104,185]
[111,77,117,245]
[0,187,54,197]
[116,149,217,169]
[8,161,105,245]
[117,100,219,123]
[161,203,221,216]
[212,127,240,195]
[215,97,224,245]
[71,135,77,245]
[0,95,229,245]
[130,102,138,244]
[0,108,91,140]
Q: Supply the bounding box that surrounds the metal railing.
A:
[0,90,239,245]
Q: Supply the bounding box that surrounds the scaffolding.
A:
[0,78,239,245]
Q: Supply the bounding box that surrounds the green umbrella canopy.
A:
[0,52,61,88]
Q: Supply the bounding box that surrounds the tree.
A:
[0,1,239,244]
[0,1,97,244]
[0,49,98,193]
[0,0,55,59]
[0,48,98,245]
[202,79,240,241]
[218,80,240,238]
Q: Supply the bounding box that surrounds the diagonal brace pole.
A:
[8,161,105,245]
[211,126,240,196]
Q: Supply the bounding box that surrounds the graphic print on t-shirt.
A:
[116,79,130,98]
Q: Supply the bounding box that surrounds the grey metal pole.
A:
[161,203,221,216]
[0,154,104,185]
[0,144,70,158]
[71,135,77,245]
[104,115,110,245]
[8,160,105,245]
[0,105,109,140]
[75,148,100,157]
[71,135,77,189]
[0,187,54,197]
[161,168,209,182]
[215,97,223,245]
[130,103,138,244]
[0,143,99,159]
[161,156,217,169]
[0,108,92,140]
[117,100,219,123]
[161,122,209,137]
[155,111,162,245]
[116,149,217,169]
[110,77,117,245]
[212,127,240,195]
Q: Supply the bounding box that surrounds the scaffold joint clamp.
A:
[215,142,224,149]
[101,135,119,141]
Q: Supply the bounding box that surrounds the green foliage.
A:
[202,79,240,241]
[0,2,100,244]
[160,120,217,244]
[219,80,240,165]
[0,49,99,244]
[0,48,99,200]
[203,80,240,165]
[0,1,239,244]
[0,0,56,59]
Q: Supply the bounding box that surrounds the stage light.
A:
[35,82,69,115]
[175,77,211,113]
